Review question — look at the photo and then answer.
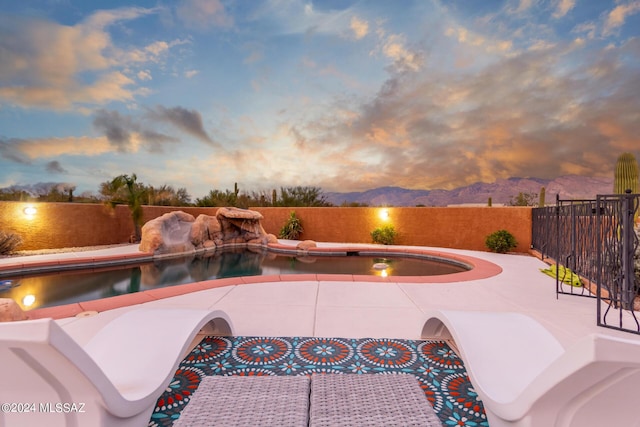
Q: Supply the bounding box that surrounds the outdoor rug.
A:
[149,336,488,427]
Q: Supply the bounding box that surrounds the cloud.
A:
[376,32,424,72]
[1,136,113,162]
[350,16,369,39]
[0,71,137,110]
[281,38,640,191]
[506,0,535,15]
[93,109,137,152]
[125,39,190,64]
[83,7,159,29]
[250,0,355,37]
[176,0,233,30]
[137,70,152,81]
[90,106,214,154]
[444,22,516,58]
[46,161,67,174]
[146,106,216,145]
[603,1,640,36]
[0,139,30,163]
[0,8,184,111]
[184,70,199,78]
[553,0,576,18]
[93,108,181,152]
[572,21,597,39]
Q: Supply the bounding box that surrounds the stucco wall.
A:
[0,202,532,252]
[252,207,532,252]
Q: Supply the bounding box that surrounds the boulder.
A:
[216,206,264,221]
[0,298,28,322]
[140,208,271,255]
[297,240,317,250]
[139,211,196,254]
[216,207,269,245]
[191,214,223,248]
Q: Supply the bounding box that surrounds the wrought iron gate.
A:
[532,192,639,334]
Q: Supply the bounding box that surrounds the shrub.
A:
[278,211,303,240]
[0,230,22,255]
[371,225,397,245]
[485,229,517,253]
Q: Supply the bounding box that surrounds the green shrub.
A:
[0,230,22,255]
[371,225,397,245]
[278,211,303,240]
[485,229,517,253]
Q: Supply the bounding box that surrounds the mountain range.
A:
[325,175,616,207]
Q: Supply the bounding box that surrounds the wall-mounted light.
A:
[379,209,390,220]
[23,206,37,216]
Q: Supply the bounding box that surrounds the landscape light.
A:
[379,209,390,220]
[23,206,37,216]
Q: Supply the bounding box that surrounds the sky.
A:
[0,0,639,200]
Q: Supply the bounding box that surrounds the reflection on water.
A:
[0,249,467,311]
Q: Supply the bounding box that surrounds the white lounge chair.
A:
[421,310,640,427]
[0,308,233,427]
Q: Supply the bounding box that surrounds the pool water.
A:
[0,249,468,310]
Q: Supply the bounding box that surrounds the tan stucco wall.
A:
[252,207,532,252]
[0,202,532,252]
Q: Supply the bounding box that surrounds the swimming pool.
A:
[0,248,469,310]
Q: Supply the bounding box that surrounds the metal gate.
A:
[532,192,639,334]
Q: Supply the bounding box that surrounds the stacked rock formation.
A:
[139,208,277,255]
[0,298,28,322]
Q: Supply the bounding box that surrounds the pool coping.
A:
[3,243,502,320]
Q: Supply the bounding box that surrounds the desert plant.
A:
[614,152,639,194]
[485,229,518,253]
[0,230,22,255]
[508,192,538,206]
[278,211,303,240]
[276,186,332,207]
[539,187,546,207]
[101,173,146,242]
[371,225,397,245]
[487,197,492,207]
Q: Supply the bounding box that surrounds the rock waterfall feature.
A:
[139,208,277,255]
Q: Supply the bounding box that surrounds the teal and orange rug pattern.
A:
[149,336,488,427]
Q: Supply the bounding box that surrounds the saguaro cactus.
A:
[539,187,546,207]
[614,152,639,194]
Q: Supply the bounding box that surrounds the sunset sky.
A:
[1,0,639,199]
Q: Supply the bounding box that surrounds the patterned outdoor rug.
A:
[149,336,488,427]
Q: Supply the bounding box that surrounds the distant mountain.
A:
[327,186,431,207]
[325,175,615,207]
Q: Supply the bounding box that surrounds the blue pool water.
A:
[0,249,468,310]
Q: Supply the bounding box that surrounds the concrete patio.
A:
[2,242,637,348]
[3,241,640,427]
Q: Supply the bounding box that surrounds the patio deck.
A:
[2,241,634,347]
[2,242,639,426]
